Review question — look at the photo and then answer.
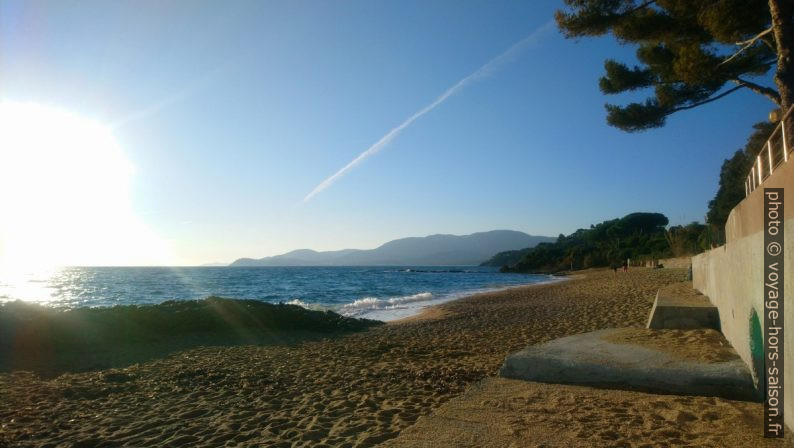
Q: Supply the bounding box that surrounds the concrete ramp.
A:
[646,282,720,330]
[500,329,758,401]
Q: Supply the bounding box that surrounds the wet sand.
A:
[1,268,790,447]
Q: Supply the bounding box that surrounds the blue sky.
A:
[0,1,777,265]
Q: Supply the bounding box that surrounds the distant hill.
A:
[230,230,554,266]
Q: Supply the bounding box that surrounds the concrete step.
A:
[646,282,720,330]
[500,328,758,401]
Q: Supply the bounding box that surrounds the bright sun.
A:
[0,102,172,269]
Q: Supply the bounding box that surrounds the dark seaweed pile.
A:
[0,297,383,374]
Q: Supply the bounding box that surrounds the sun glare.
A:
[0,102,172,269]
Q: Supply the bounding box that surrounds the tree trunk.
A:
[769,0,794,113]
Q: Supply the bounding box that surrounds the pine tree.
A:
[556,1,794,131]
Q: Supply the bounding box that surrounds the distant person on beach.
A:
[610,261,619,273]
[622,260,628,272]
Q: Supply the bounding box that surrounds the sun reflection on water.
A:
[0,266,63,305]
[0,267,112,308]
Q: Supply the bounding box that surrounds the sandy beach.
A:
[1,268,791,447]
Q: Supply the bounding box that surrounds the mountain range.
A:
[230,230,554,266]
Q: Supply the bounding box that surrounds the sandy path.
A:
[2,268,788,447]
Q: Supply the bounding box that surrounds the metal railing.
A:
[745,105,794,196]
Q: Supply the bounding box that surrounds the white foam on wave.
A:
[285,298,330,311]
[388,291,433,304]
[339,292,434,316]
[341,275,570,322]
[285,298,310,308]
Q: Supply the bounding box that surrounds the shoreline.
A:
[365,273,567,322]
[2,267,786,447]
[388,274,571,325]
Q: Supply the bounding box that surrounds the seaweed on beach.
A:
[0,297,383,374]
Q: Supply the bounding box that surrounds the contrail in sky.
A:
[302,20,555,203]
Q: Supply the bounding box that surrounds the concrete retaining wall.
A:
[692,159,793,428]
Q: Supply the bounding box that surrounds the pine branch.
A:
[720,27,773,66]
[625,1,657,15]
[735,27,774,46]
[731,77,781,104]
[669,85,746,113]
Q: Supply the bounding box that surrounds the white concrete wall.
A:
[692,159,793,429]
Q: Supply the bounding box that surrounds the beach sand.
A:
[382,377,784,447]
[1,268,791,447]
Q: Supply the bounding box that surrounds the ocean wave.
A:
[283,298,331,312]
[387,291,433,305]
[284,298,310,308]
[339,292,434,315]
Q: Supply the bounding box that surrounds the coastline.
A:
[387,274,570,325]
[2,268,786,447]
[365,273,566,322]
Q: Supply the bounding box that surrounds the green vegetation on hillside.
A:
[480,248,535,268]
[494,213,706,273]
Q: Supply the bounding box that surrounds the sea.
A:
[0,266,558,321]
